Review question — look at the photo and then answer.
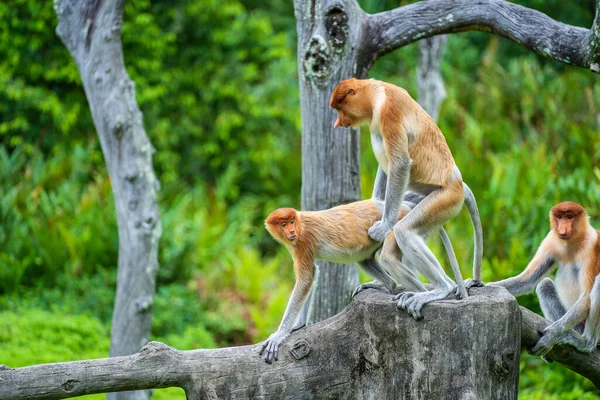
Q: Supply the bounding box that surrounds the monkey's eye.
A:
[290,220,295,224]
[557,215,562,219]
[567,215,574,220]
[281,223,287,227]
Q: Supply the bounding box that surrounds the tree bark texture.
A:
[0,287,532,400]
[417,36,448,122]
[294,0,365,323]
[53,1,161,399]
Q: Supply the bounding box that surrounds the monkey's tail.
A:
[439,227,468,299]
[463,183,483,283]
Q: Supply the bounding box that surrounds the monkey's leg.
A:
[535,277,581,330]
[392,180,464,319]
[579,275,600,352]
[531,293,590,357]
[557,275,600,354]
[379,232,427,293]
[353,257,397,297]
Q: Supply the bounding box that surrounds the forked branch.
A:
[363,0,600,74]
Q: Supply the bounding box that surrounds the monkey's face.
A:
[550,202,586,240]
[265,208,299,245]
[279,219,297,243]
[330,79,368,129]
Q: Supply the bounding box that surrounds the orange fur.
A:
[265,200,389,280]
[543,202,600,297]
[330,78,456,187]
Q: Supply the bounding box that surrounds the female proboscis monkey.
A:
[489,202,600,356]
[258,192,465,363]
[330,78,483,316]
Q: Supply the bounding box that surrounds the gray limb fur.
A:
[463,183,484,284]
[490,252,555,296]
[532,275,600,356]
[369,160,412,242]
[259,273,315,363]
[292,265,320,332]
[372,166,387,202]
[353,257,397,297]
[536,277,583,333]
[532,293,591,356]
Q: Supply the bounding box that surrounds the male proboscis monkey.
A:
[330,78,483,316]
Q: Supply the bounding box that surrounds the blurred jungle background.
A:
[2,0,600,398]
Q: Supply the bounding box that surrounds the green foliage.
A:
[0,308,109,367]
[3,0,600,397]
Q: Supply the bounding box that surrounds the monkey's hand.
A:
[368,221,393,242]
[352,281,391,298]
[530,328,560,357]
[258,330,290,364]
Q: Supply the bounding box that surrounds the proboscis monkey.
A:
[258,193,464,363]
[330,78,483,317]
[489,202,600,356]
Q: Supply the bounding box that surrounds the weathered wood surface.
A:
[3,287,600,399]
[0,287,523,399]
[53,1,161,399]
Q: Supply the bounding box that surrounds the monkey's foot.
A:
[352,281,391,298]
[258,330,290,364]
[393,291,415,310]
[560,332,597,353]
[290,322,306,333]
[395,287,455,320]
[464,278,484,290]
[368,220,393,242]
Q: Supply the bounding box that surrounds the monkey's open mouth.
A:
[558,234,570,240]
[288,235,297,241]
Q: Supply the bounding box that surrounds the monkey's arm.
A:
[259,258,314,363]
[369,142,412,242]
[489,248,555,296]
[371,167,388,201]
[531,293,591,357]
[292,265,320,332]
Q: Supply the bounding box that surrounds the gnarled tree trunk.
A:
[53,1,161,399]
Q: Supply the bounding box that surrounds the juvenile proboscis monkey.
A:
[258,193,464,363]
[330,78,483,317]
[489,202,600,356]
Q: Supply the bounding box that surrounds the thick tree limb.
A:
[362,0,600,74]
[519,306,600,385]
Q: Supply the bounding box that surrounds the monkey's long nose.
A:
[333,116,341,129]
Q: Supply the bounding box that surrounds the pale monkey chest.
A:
[370,133,389,174]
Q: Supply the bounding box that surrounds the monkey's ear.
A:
[347,88,356,96]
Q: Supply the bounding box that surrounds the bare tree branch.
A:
[363,0,599,74]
